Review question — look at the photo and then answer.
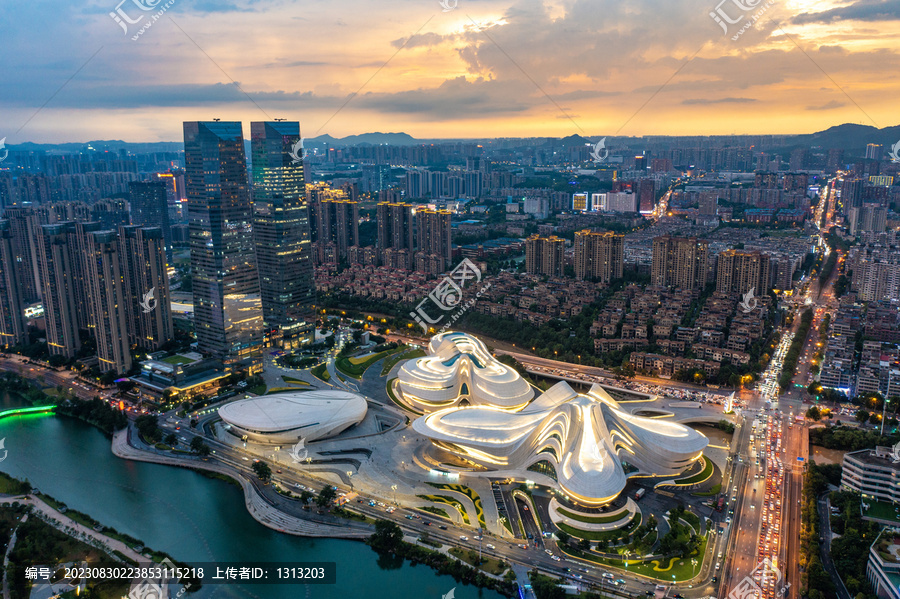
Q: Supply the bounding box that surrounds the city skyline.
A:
[4,0,900,143]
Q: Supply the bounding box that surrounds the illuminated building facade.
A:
[413,381,708,506]
[251,121,315,349]
[397,332,534,412]
[184,121,264,373]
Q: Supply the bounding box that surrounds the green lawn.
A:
[0,471,31,495]
[311,363,330,382]
[557,506,630,524]
[449,547,508,575]
[336,346,407,379]
[417,494,470,525]
[386,379,422,414]
[675,457,713,485]
[381,348,426,376]
[693,483,722,497]
[161,355,193,365]
[421,506,451,520]
[281,376,311,386]
[246,384,267,395]
[557,512,640,541]
[680,510,701,533]
[425,483,486,528]
[561,534,709,582]
[862,500,900,523]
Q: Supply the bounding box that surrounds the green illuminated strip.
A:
[0,405,55,418]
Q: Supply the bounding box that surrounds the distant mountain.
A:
[308,132,419,146]
[782,123,900,153]
[6,123,900,155]
[556,134,593,147]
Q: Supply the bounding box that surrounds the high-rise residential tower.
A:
[416,208,452,271]
[35,223,82,359]
[184,121,264,373]
[716,249,771,298]
[250,121,315,349]
[376,201,414,268]
[525,234,566,277]
[82,229,132,374]
[0,220,27,348]
[651,236,709,291]
[129,181,172,258]
[119,225,174,352]
[2,205,41,303]
[573,230,624,283]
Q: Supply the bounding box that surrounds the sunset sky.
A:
[2,0,899,143]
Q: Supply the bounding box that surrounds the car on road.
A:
[602,573,614,580]
[486,544,495,550]
[616,579,625,585]
[459,535,468,541]
[439,525,447,530]
[551,555,560,561]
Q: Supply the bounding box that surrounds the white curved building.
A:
[412,382,708,506]
[396,331,534,412]
[218,390,367,444]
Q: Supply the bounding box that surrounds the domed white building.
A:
[396,331,534,413]
[218,390,367,444]
[412,381,708,506]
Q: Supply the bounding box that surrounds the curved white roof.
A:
[397,331,534,412]
[219,391,367,442]
[412,381,708,505]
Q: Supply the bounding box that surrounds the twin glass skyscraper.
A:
[184,121,314,373]
[250,121,315,350]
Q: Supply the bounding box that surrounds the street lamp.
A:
[347,471,354,492]
[391,484,398,504]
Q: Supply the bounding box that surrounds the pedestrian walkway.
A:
[111,429,369,539]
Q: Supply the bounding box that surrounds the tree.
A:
[251,460,272,483]
[299,490,314,505]
[855,409,870,424]
[316,485,337,508]
[189,437,211,456]
[370,519,403,551]
[556,530,570,546]
[806,406,821,421]
[577,538,590,552]
[164,433,177,446]
[135,414,162,443]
